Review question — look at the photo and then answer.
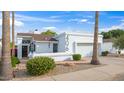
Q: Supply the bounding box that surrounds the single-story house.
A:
[102,39,124,54]
[102,39,116,53]
[17,32,103,61]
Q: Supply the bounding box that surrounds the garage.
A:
[76,43,101,57]
[76,43,93,57]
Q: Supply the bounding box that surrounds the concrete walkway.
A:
[38,57,124,81]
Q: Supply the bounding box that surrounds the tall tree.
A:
[0,11,13,80]
[12,11,15,56]
[91,11,100,65]
[101,29,124,39]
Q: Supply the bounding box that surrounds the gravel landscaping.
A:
[13,61,104,80]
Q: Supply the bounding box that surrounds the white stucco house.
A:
[17,32,103,61]
[102,39,116,53]
[102,39,124,54]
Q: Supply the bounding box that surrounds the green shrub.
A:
[72,54,81,61]
[118,50,121,54]
[11,56,20,67]
[26,57,56,76]
[101,51,109,56]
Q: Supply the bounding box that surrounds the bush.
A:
[101,51,109,56]
[72,54,81,61]
[26,57,56,76]
[11,56,20,67]
[118,50,121,54]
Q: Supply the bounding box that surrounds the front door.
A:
[22,46,28,57]
[53,43,58,53]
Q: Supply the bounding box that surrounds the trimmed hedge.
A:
[72,54,81,61]
[101,51,109,56]
[11,56,20,67]
[26,57,56,76]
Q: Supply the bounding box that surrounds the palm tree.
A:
[12,11,15,56]
[91,11,100,65]
[0,11,13,80]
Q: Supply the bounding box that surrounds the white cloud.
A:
[68,18,94,24]
[69,18,88,23]
[0,13,61,22]
[120,19,124,22]
[42,26,57,30]
[49,16,60,19]
[86,15,93,18]
[87,22,94,24]
[0,13,61,27]
[11,19,24,27]
[80,19,88,23]
[15,14,61,22]
[68,18,78,22]
[100,23,124,32]
[0,18,24,27]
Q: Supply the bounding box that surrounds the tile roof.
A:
[17,33,57,41]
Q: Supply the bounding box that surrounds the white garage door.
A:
[76,43,101,57]
[76,43,93,57]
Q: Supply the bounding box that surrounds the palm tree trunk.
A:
[0,11,13,80]
[91,11,100,65]
[12,11,15,57]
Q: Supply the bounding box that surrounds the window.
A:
[22,40,31,44]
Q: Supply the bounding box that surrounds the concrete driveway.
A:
[85,56,124,65]
[32,57,124,81]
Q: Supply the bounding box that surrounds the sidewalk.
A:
[39,63,124,81]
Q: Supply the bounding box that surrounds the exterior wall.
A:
[69,34,102,56]
[35,42,54,53]
[102,42,124,54]
[55,34,66,52]
[31,52,73,61]
[17,37,32,59]
[102,42,116,53]
[55,32,103,57]
[17,37,23,59]
[55,32,103,56]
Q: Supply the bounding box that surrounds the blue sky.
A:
[1,11,124,38]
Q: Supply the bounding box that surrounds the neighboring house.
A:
[102,39,124,54]
[0,39,2,58]
[102,39,116,53]
[17,32,103,61]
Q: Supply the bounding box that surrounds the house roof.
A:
[103,39,113,42]
[17,33,57,41]
[17,33,33,37]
